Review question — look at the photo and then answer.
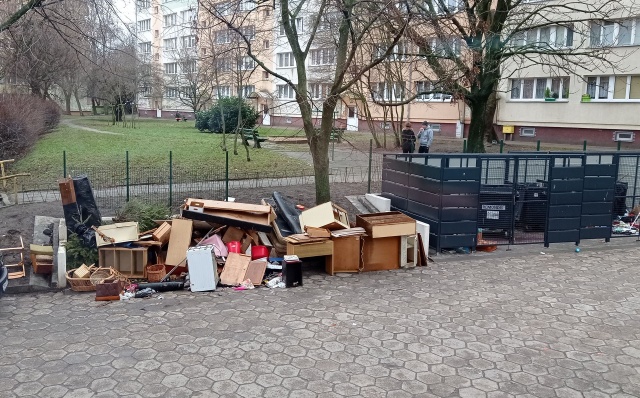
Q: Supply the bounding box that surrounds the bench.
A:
[330,128,345,143]
[241,129,267,148]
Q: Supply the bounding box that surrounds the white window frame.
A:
[510,25,574,49]
[163,38,177,51]
[510,77,570,101]
[434,0,462,14]
[238,56,255,71]
[277,52,296,68]
[239,0,256,11]
[216,58,232,72]
[586,75,640,101]
[181,61,196,74]
[372,81,406,102]
[239,85,256,98]
[520,127,536,137]
[138,19,150,32]
[277,84,295,99]
[415,81,452,102]
[164,87,178,98]
[216,30,231,44]
[318,12,340,31]
[309,83,330,99]
[180,9,195,23]
[140,86,152,97]
[614,131,635,142]
[138,0,150,8]
[164,62,178,74]
[590,18,640,47]
[310,48,336,66]
[215,2,233,16]
[182,35,196,48]
[240,25,255,40]
[279,17,303,36]
[213,85,231,98]
[139,42,151,54]
[163,13,177,27]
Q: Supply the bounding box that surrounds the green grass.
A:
[13,116,312,183]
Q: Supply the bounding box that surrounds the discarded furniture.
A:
[98,247,149,278]
[0,235,26,279]
[30,244,54,274]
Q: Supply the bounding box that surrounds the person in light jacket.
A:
[417,121,434,153]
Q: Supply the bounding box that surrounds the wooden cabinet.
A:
[325,236,362,275]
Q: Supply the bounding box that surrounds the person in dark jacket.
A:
[401,122,416,153]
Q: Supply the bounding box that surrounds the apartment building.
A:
[496,14,640,147]
[136,0,198,118]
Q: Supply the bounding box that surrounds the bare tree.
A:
[392,0,638,152]
[201,0,409,203]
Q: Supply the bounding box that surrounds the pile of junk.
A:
[58,177,429,301]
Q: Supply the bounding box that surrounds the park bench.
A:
[241,128,268,148]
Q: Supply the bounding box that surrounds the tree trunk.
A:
[91,98,98,115]
[484,89,498,143]
[74,90,84,116]
[467,99,488,153]
[64,92,72,115]
[309,132,331,204]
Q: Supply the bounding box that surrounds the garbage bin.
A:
[478,184,514,234]
[517,183,548,231]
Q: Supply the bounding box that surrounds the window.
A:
[389,42,411,61]
[415,81,452,101]
[180,9,195,23]
[434,0,462,14]
[139,42,151,54]
[264,40,270,49]
[154,30,159,38]
[154,53,159,61]
[373,82,406,102]
[277,84,295,99]
[239,0,255,11]
[140,86,152,97]
[309,83,331,99]
[239,85,255,98]
[182,35,196,48]
[215,2,232,16]
[213,86,231,98]
[239,25,256,40]
[153,6,158,14]
[137,0,150,8]
[216,30,231,44]
[262,71,269,79]
[138,19,150,31]
[310,48,336,66]
[165,87,178,98]
[164,13,177,27]
[510,77,570,100]
[318,12,340,31]
[216,58,232,72]
[163,38,177,50]
[238,56,255,70]
[587,75,640,100]
[277,52,295,67]
[614,131,635,142]
[181,61,196,73]
[590,19,640,47]
[422,37,462,57]
[279,17,303,35]
[263,9,271,18]
[520,127,536,137]
[164,62,178,74]
[510,25,574,49]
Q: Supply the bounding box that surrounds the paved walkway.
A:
[2,244,640,397]
[61,119,123,136]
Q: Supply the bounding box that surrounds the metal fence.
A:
[382,152,640,252]
[12,152,382,212]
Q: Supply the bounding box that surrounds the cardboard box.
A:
[95,222,139,247]
[356,212,416,238]
[286,240,333,258]
[187,201,205,213]
[361,236,400,272]
[299,202,349,231]
[152,222,172,245]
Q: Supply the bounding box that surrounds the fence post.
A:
[168,151,173,208]
[463,139,467,153]
[63,150,67,177]
[225,150,229,201]
[583,140,587,152]
[126,151,130,202]
[536,140,541,151]
[367,139,373,194]
[499,139,504,153]
[618,141,622,151]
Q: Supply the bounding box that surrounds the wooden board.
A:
[305,226,331,238]
[222,226,245,243]
[361,236,400,272]
[95,222,139,247]
[286,240,333,258]
[58,178,76,205]
[152,222,172,244]
[299,202,350,231]
[326,235,361,275]
[417,233,428,266]
[220,252,251,285]
[185,198,272,214]
[245,259,267,286]
[356,212,416,238]
[165,219,193,268]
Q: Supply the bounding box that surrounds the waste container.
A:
[478,185,514,234]
[517,183,548,231]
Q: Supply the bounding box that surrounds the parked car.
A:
[0,254,7,297]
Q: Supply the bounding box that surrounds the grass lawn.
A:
[13,116,313,184]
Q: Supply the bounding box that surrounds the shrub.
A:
[195,97,259,133]
[113,200,170,232]
[66,233,99,270]
[0,94,61,159]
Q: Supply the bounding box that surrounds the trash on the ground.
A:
[220,252,251,286]
[94,222,139,247]
[283,255,303,288]
[30,243,54,274]
[187,245,218,292]
[299,202,350,231]
[181,198,274,232]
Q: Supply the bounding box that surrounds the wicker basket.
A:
[66,265,98,292]
[146,264,166,283]
[90,267,129,286]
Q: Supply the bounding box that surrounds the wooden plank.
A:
[152,222,172,244]
[361,236,400,272]
[220,252,251,285]
[222,226,245,243]
[326,235,361,275]
[286,240,334,258]
[165,219,193,267]
[244,259,267,286]
[58,178,76,205]
[185,198,272,214]
[417,233,428,266]
[305,226,331,238]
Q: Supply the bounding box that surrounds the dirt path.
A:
[61,119,123,135]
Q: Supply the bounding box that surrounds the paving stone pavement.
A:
[2,248,640,398]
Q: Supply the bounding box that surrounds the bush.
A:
[195,97,259,133]
[66,233,98,270]
[113,200,170,232]
[0,94,61,159]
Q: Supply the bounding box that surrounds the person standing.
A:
[417,121,434,153]
[401,122,416,153]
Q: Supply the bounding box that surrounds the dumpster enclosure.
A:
[381,152,640,252]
